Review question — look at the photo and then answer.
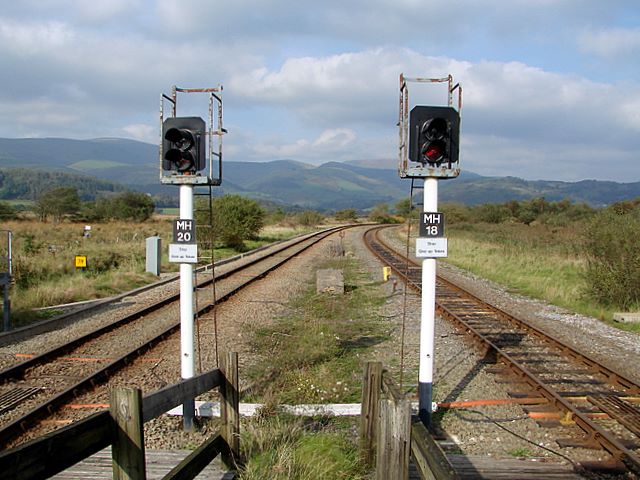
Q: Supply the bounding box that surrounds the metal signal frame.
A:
[159,85,225,185]
[398,74,462,179]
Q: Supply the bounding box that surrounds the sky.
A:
[0,0,639,182]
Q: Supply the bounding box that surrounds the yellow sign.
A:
[75,255,87,268]
[383,266,392,282]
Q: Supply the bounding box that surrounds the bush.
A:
[334,209,358,222]
[296,210,324,227]
[207,194,265,250]
[0,201,17,220]
[583,209,640,309]
[82,192,155,222]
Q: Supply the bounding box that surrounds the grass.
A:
[246,255,388,404]
[239,254,390,478]
[1,218,312,327]
[239,412,365,480]
[399,222,640,332]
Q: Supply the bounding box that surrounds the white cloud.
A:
[579,27,640,58]
[122,124,157,143]
[0,20,73,55]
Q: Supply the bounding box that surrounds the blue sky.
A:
[0,0,639,181]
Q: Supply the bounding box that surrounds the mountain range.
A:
[0,137,638,210]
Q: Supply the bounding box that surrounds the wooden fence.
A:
[360,361,459,480]
[0,352,240,480]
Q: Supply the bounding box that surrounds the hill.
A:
[0,137,639,210]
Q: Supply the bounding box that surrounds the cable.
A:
[452,408,610,479]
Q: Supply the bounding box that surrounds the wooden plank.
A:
[220,352,240,469]
[161,434,228,480]
[359,361,382,467]
[143,368,222,422]
[111,387,146,480]
[410,421,459,480]
[52,449,231,479]
[0,412,113,480]
[0,367,223,480]
[376,398,410,480]
[382,372,404,402]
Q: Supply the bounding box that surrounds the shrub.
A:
[583,209,640,309]
[206,194,265,250]
[334,208,358,222]
[296,210,324,227]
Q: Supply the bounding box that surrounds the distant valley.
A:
[0,137,639,210]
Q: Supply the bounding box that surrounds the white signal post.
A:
[179,184,196,431]
[419,177,438,425]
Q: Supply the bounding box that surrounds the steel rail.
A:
[363,225,640,474]
[0,226,350,449]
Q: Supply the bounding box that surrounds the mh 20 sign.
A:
[173,219,196,244]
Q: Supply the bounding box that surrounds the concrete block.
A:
[316,268,344,295]
[613,312,640,324]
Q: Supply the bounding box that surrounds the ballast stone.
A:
[316,269,344,295]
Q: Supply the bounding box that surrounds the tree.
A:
[369,203,398,224]
[209,194,265,250]
[394,198,413,219]
[81,192,155,222]
[335,209,358,222]
[35,187,80,222]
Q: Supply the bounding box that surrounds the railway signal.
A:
[162,117,206,173]
[398,74,462,428]
[409,106,459,166]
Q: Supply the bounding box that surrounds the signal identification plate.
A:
[169,243,198,264]
[416,238,448,258]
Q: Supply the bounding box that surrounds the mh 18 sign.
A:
[419,212,444,237]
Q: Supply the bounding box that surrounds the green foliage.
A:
[296,210,324,226]
[208,194,265,250]
[472,203,510,224]
[582,209,640,309]
[34,187,81,222]
[394,198,413,218]
[368,203,400,224]
[0,168,125,201]
[334,208,358,222]
[0,200,17,220]
[240,414,365,480]
[82,191,155,222]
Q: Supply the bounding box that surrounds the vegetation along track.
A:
[364,225,640,475]
[0,225,351,450]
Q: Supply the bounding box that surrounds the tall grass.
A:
[1,218,312,327]
[402,222,638,330]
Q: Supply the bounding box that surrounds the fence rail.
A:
[360,361,459,480]
[0,352,240,480]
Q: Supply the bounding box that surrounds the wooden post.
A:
[376,397,411,480]
[221,351,240,469]
[360,361,382,467]
[110,387,146,480]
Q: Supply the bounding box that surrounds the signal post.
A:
[160,85,225,431]
[398,74,462,427]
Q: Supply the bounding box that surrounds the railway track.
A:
[0,226,349,449]
[364,225,640,475]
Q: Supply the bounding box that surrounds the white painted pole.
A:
[419,176,438,426]
[179,184,196,431]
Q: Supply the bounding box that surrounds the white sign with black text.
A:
[169,243,198,264]
[416,237,448,258]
